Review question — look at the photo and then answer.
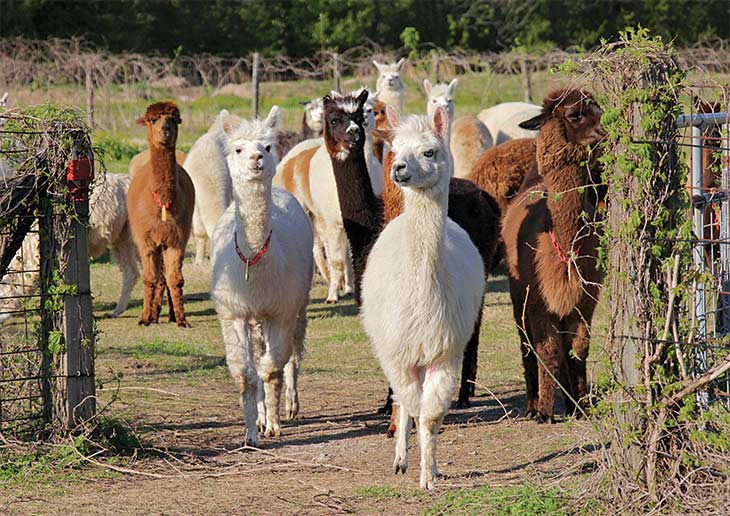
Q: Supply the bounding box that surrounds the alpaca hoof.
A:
[169,313,177,323]
[535,412,555,424]
[104,311,120,319]
[455,397,470,409]
[325,297,338,304]
[264,424,281,438]
[285,397,299,420]
[393,456,407,474]
[138,318,152,326]
[256,416,266,433]
[244,430,258,447]
[386,424,396,438]
[420,472,435,490]
[176,319,191,328]
[377,402,393,415]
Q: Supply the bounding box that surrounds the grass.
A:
[426,485,569,515]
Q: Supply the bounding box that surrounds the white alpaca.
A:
[0,173,139,323]
[300,97,325,138]
[477,101,540,145]
[361,107,485,490]
[210,106,313,446]
[373,59,406,112]
[308,88,382,303]
[423,78,492,179]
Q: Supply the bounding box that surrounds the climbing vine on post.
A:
[575,28,730,511]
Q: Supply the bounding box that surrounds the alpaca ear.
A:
[432,106,448,137]
[218,109,235,135]
[396,58,406,71]
[265,105,281,130]
[372,60,383,72]
[423,79,432,96]
[0,92,8,107]
[356,89,370,110]
[447,78,458,96]
[372,128,394,144]
[518,111,548,131]
[135,116,147,126]
[372,90,380,100]
[299,100,311,107]
[385,104,401,128]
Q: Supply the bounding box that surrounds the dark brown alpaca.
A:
[501,88,606,422]
[466,137,537,214]
[127,102,195,327]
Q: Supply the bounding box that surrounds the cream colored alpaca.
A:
[373,59,406,111]
[210,106,313,445]
[423,78,492,178]
[308,88,382,303]
[361,107,484,490]
[477,101,541,145]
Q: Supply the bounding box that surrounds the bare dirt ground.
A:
[1,261,605,515]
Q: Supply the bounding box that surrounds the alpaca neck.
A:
[232,180,272,255]
[403,185,448,271]
[328,140,382,303]
[540,130,590,252]
[149,143,177,205]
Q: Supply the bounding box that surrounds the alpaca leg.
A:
[322,227,346,304]
[165,284,176,323]
[221,317,259,446]
[564,315,591,418]
[108,228,139,318]
[393,399,412,474]
[342,247,354,297]
[259,320,291,438]
[418,364,457,490]
[139,248,162,325]
[529,313,564,423]
[162,246,190,328]
[192,207,207,265]
[457,305,483,408]
[285,306,306,420]
[312,223,329,282]
[509,280,538,417]
[249,322,267,431]
[256,377,266,432]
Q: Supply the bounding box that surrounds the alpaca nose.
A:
[392,161,411,183]
[250,151,262,161]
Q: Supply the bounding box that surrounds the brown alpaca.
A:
[127,102,195,327]
[379,142,499,434]
[467,138,536,214]
[371,99,389,162]
[501,89,606,422]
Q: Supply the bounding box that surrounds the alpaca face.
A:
[389,107,451,192]
[372,99,389,131]
[221,106,280,182]
[373,59,406,92]
[423,79,457,119]
[301,97,325,135]
[323,89,369,160]
[137,102,181,148]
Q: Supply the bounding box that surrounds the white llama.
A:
[361,107,485,490]
[423,78,492,178]
[210,106,313,445]
[373,59,406,111]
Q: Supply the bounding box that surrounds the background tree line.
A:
[1,0,728,57]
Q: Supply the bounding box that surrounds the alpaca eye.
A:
[424,149,435,158]
[235,148,242,154]
[330,119,338,126]
[264,145,271,152]
[568,112,583,121]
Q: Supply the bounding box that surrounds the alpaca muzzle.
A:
[391,161,411,184]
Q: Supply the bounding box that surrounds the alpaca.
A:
[276,97,325,158]
[466,137,537,213]
[478,101,541,145]
[362,107,485,489]
[1,173,140,323]
[501,89,606,422]
[129,149,186,177]
[423,78,493,178]
[127,102,194,327]
[371,99,390,162]
[373,59,406,112]
[308,88,383,303]
[210,106,313,445]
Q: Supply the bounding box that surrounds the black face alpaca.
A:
[323,89,369,159]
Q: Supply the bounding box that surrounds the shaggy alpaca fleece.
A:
[477,101,541,145]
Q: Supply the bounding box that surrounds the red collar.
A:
[152,190,172,209]
[235,230,272,267]
[549,230,583,264]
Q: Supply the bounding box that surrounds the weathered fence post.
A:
[62,143,96,430]
[520,55,532,103]
[333,52,341,93]
[432,52,440,83]
[252,52,260,118]
[85,59,95,129]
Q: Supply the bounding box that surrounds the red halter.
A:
[549,230,583,264]
[235,231,272,280]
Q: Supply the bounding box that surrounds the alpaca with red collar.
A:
[210,106,313,445]
[362,106,484,489]
[127,102,194,327]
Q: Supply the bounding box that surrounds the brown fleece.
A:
[127,102,195,328]
[501,88,605,422]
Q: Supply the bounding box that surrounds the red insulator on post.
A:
[67,150,94,202]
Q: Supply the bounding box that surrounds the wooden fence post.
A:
[520,55,532,103]
[432,52,440,83]
[62,146,96,430]
[333,52,341,93]
[252,52,260,118]
[85,60,95,129]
